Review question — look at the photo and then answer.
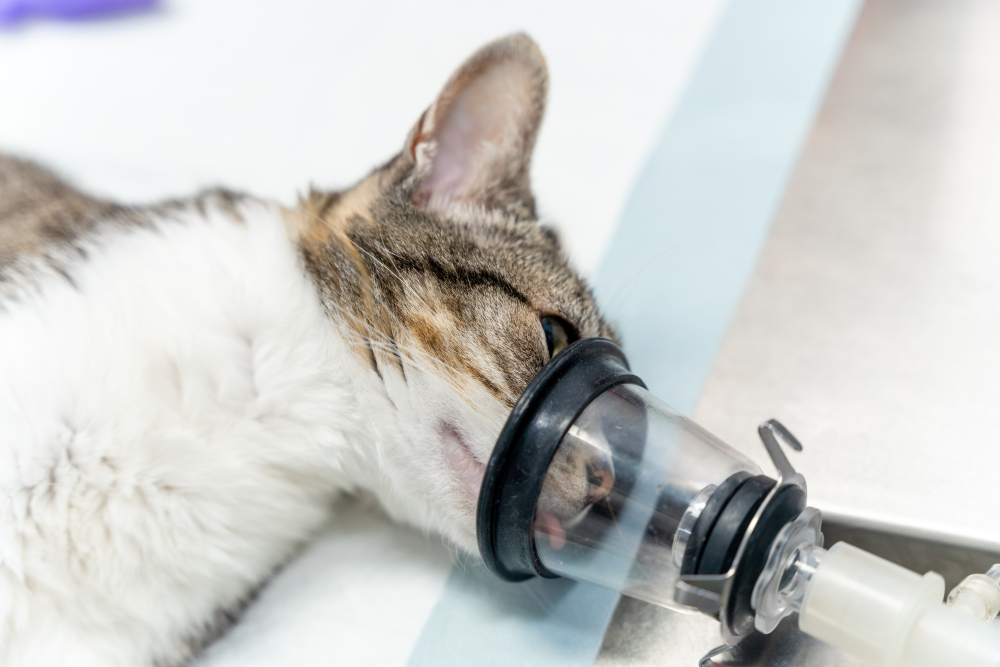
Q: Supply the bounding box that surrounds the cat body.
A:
[0,35,615,666]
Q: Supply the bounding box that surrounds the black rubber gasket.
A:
[683,471,805,634]
[680,471,753,576]
[697,475,777,577]
[476,338,644,582]
[725,484,806,636]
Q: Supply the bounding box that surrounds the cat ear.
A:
[404,34,547,215]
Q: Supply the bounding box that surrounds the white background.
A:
[0,0,725,275]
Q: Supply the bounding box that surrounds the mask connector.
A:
[675,420,809,643]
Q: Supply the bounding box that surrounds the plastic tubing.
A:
[797,542,1000,667]
[947,564,1000,623]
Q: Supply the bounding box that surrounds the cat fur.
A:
[0,34,616,667]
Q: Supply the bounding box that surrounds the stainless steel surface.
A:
[594,513,1000,667]
[596,602,869,667]
[693,0,1000,539]
[821,512,1000,593]
[596,0,1000,663]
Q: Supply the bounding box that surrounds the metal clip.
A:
[757,419,806,492]
[675,573,731,616]
[699,643,732,667]
[716,420,808,644]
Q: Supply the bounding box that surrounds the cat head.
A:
[292,35,618,554]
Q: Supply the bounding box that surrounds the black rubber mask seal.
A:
[476,337,645,582]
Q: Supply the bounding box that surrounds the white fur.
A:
[0,200,503,667]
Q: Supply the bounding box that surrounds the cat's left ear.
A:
[404,34,547,216]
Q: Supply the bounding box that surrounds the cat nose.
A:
[585,455,614,503]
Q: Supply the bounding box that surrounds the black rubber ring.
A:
[725,484,806,636]
[696,475,776,576]
[476,338,645,582]
[680,471,753,576]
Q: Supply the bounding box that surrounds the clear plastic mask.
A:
[532,383,761,611]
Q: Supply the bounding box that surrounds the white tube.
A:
[901,603,1000,667]
[798,542,1000,667]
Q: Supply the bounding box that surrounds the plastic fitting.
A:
[947,564,1000,623]
[798,543,1000,667]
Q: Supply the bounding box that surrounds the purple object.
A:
[0,0,158,26]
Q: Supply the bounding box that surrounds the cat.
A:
[0,34,618,667]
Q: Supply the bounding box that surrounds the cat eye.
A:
[541,316,575,359]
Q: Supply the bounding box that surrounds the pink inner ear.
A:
[418,60,534,204]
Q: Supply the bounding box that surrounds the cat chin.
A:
[441,422,485,499]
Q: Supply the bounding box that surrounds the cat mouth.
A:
[534,509,567,549]
[441,424,485,498]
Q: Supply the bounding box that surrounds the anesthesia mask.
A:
[476,338,1000,667]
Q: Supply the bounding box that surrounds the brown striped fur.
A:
[0,33,618,511]
[0,154,255,306]
[291,34,618,409]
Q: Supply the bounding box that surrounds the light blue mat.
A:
[407,1,863,664]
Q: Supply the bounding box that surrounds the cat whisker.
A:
[606,240,698,320]
[328,303,509,427]
[299,205,434,320]
[300,204,435,316]
[349,240,437,316]
[374,210,410,270]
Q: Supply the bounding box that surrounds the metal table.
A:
[596,0,1000,663]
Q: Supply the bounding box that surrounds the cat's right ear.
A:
[402,34,547,216]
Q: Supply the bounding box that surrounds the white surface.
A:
[195,497,456,667]
[0,0,725,275]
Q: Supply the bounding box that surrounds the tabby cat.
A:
[0,34,617,666]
